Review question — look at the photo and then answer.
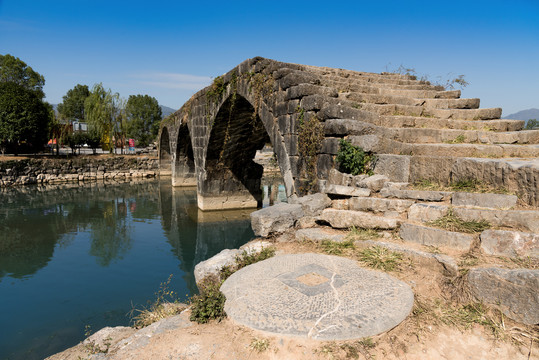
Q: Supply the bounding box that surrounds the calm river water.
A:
[0,179,270,360]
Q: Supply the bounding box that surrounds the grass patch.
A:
[320,239,355,255]
[427,208,490,233]
[358,246,403,271]
[411,297,506,339]
[346,226,380,241]
[445,134,466,144]
[249,337,270,353]
[412,178,513,195]
[130,275,186,329]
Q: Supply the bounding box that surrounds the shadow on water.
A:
[0,179,262,360]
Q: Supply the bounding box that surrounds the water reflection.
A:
[0,179,257,360]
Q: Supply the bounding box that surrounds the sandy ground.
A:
[49,231,538,360]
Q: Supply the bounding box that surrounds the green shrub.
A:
[189,275,226,324]
[336,139,376,175]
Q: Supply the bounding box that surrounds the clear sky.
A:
[1,0,538,116]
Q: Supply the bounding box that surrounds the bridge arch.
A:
[173,122,196,186]
[159,126,172,176]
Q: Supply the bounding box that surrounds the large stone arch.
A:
[159,126,172,176]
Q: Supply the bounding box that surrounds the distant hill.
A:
[160,105,176,118]
[504,108,539,122]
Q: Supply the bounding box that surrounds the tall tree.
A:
[0,54,45,99]
[84,83,124,152]
[0,82,50,155]
[125,94,162,147]
[57,84,90,122]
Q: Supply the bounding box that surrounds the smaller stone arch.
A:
[159,126,172,176]
[172,123,196,186]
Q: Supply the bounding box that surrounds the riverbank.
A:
[0,155,159,186]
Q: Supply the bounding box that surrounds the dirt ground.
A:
[49,231,538,360]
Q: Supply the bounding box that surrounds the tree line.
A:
[0,53,164,155]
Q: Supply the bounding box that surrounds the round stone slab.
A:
[221,253,414,340]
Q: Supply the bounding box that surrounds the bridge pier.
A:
[197,162,263,211]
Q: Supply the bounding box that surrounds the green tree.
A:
[0,54,45,99]
[57,84,90,122]
[0,82,51,155]
[84,83,124,153]
[525,119,538,130]
[125,94,162,147]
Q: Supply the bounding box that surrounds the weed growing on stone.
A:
[358,246,403,272]
[428,208,490,233]
[297,107,324,192]
[336,139,376,176]
[445,134,466,144]
[347,226,379,241]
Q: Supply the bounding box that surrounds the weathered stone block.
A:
[468,267,539,325]
[194,248,242,284]
[349,197,414,213]
[324,184,371,197]
[399,223,474,250]
[480,229,539,258]
[294,193,332,217]
[250,203,304,237]
[320,209,398,229]
[380,188,449,201]
[407,203,449,222]
[358,174,389,192]
[452,192,517,209]
[373,154,410,182]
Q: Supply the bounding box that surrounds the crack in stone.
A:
[307,271,341,339]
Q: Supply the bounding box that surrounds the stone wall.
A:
[0,156,159,187]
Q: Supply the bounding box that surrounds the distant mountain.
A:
[503,108,539,122]
[160,105,176,118]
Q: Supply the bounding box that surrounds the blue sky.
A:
[1,0,538,115]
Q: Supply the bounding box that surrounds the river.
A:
[0,179,283,360]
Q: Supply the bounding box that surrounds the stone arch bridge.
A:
[160,57,539,210]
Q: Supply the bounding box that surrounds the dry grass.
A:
[358,246,404,272]
[427,208,490,233]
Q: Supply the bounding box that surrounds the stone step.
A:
[319,78,438,93]
[421,98,480,109]
[344,93,480,109]
[320,208,399,229]
[451,192,518,209]
[348,196,415,213]
[379,88,461,99]
[480,229,539,259]
[324,119,539,145]
[372,155,539,207]
[323,184,371,197]
[349,135,539,159]
[399,222,475,251]
[453,207,539,233]
[378,115,524,132]
[423,107,502,120]
[404,203,539,233]
[379,188,451,201]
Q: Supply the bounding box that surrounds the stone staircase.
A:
[270,61,539,206]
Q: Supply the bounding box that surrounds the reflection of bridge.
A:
[158,182,253,294]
